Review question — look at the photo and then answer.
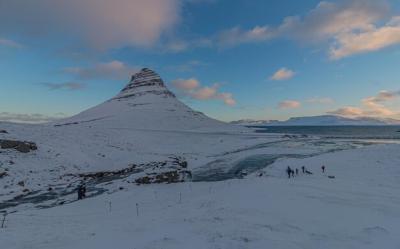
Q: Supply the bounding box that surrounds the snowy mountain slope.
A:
[56,68,234,132]
[232,115,400,126]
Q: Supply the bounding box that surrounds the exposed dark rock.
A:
[0,130,8,134]
[0,172,8,178]
[135,170,192,185]
[71,156,191,186]
[113,68,176,100]
[0,140,37,153]
[77,164,139,179]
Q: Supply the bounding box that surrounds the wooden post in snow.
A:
[1,213,7,228]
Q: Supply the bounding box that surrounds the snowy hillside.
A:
[0,68,270,209]
[56,68,234,132]
[232,115,400,126]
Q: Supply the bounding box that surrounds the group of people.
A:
[286,165,325,178]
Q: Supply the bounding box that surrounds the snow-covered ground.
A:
[2,69,400,248]
[1,143,400,249]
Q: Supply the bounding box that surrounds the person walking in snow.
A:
[296,168,299,175]
[286,166,292,178]
[291,169,295,178]
[301,166,305,174]
[77,184,83,200]
[77,183,87,200]
[81,183,87,199]
[321,165,325,173]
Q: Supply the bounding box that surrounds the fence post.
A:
[1,213,7,228]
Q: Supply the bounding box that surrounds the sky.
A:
[1,0,400,123]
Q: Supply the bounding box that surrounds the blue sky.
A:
[1,0,400,122]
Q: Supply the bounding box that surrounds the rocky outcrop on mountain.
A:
[114,68,176,100]
[0,140,37,153]
[0,130,8,134]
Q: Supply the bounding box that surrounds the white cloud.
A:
[306,97,334,104]
[278,100,301,109]
[0,0,181,50]
[41,82,86,91]
[279,0,387,42]
[270,68,295,81]
[64,61,139,80]
[217,26,275,47]
[0,112,67,124]
[172,79,236,106]
[166,60,207,72]
[0,38,24,48]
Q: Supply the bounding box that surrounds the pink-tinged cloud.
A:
[328,90,400,117]
[211,0,394,59]
[64,61,139,80]
[278,100,301,109]
[328,106,364,116]
[330,16,400,59]
[191,85,217,99]
[172,78,200,90]
[0,0,180,50]
[173,79,236,106]
[270,68,295,81]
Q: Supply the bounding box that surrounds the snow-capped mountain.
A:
[0,68,254,209]
[56,68,231,131]
[232,115,400,126]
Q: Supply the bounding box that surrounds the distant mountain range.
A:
[231,115,400,126]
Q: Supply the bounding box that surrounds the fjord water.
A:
[254,126,400,140]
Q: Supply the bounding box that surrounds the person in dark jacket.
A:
[77,185,83,200]
[82,183,87,199]
[321,165,326,173]
[77,183,87,200]
[301,166,305,173]
[286,166,292,178]
[295,168,299,175]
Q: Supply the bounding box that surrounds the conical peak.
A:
[114,68,175,100]
[129,68,160,83]
[123,68,164,91]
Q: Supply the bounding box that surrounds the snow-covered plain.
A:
[2,143,400,249]
[1,69,400,248]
